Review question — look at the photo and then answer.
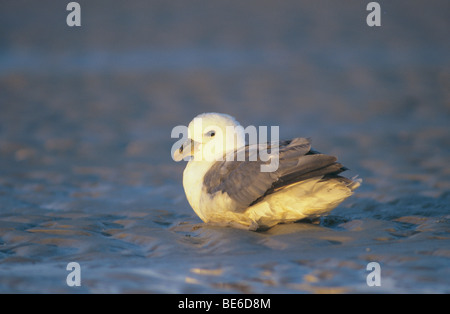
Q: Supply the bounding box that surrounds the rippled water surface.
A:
[0,0,449,293]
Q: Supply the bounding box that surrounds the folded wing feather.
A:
[203,137,347,212]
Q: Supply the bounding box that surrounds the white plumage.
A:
[173,113,360,230]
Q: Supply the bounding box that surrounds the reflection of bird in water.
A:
[173,113,361,231]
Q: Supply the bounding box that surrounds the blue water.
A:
[0,0,449,293]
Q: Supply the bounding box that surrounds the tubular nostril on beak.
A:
[173,138,197,162]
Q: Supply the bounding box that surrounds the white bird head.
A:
[173,112,245,162]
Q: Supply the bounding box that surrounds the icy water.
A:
[0,0,449,293]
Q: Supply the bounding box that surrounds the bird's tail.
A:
[347,175,362,191]
[320,174,362,192]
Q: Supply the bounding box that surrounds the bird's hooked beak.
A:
[173,138,201,161]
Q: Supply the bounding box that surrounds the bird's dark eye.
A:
[206,130,216,137]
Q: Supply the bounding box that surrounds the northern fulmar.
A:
[173,112,361,230]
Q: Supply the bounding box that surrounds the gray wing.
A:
[203,137,346,211]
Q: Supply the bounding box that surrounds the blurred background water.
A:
[0,0,449,293]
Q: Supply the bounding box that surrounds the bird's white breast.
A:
[182,160,214,222]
